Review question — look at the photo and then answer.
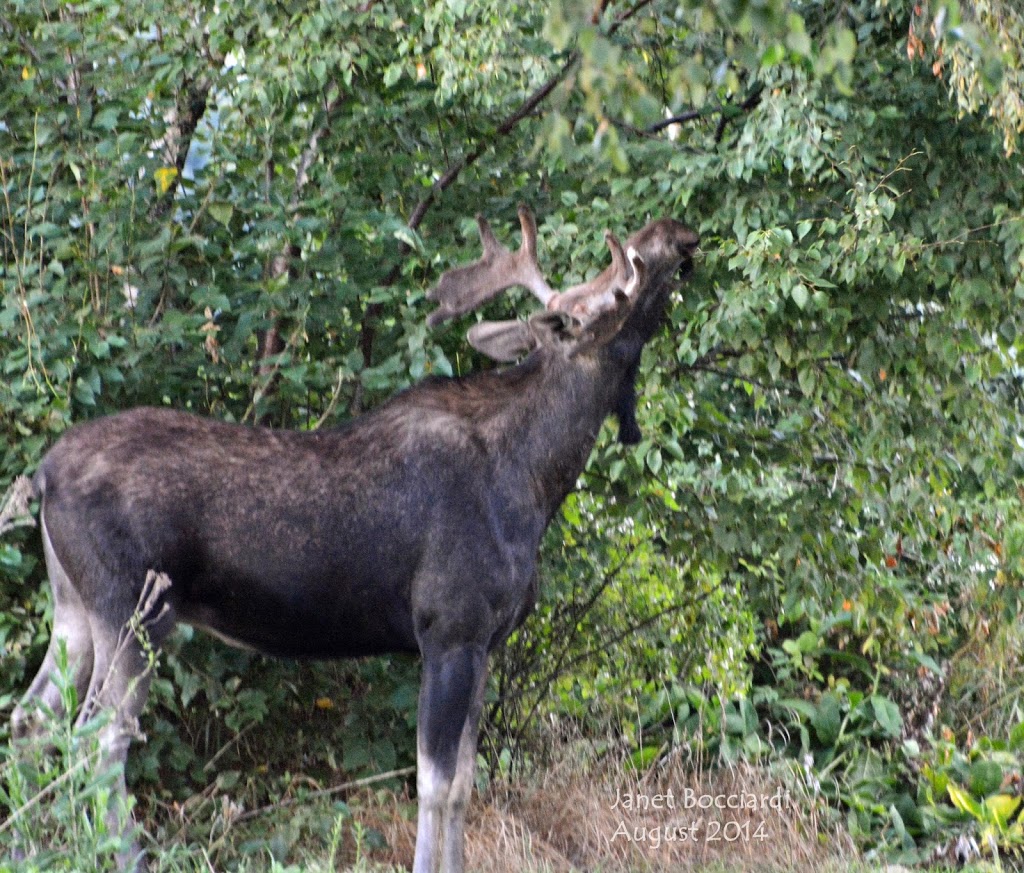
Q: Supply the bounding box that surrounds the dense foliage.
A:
[3,0,1024,865]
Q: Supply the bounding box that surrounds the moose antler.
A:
[426,205,556,327]
[547,231,632,320]
[428,205,670,362]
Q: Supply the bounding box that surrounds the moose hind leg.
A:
[76,571,175,872]
[413,644,488,873]
[11,520,95,740]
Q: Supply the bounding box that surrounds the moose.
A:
[11,205,699,872]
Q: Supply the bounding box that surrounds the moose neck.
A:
[480,352,605,522]
[493,323,664,522]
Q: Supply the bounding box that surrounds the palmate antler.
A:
[425,206,556,328]
[427,205,643,360]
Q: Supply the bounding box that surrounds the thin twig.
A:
[202,722,258,774]
[233,765,417,823]
[246,320,307,423]
[502,574,727,750]
[312,367,351,430]
[609,0,657,34]
[0,751,98,835]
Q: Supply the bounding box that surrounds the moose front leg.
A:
[440,655,488,873]
[413,644,488,873]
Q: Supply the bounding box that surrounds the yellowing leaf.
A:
[947,782,983,818]
[315,696,334,710]
[154,167,178,194]
[985,794,1021,826]
[22,66,33,80]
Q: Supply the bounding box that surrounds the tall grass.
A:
[1,643,138,871]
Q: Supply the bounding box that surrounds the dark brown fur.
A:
[15,214,699,873]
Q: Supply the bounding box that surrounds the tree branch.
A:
[646,108,705,132]
[633,83,764,141]
[714,83,764,144]
[255,87,348,418]
[403,54,580,238]
[151,78,211,220]
[354,55,580,406]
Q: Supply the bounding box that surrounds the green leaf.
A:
[812,693,842,746]
[833,27,857,64]
[209,202,234,227]
[1009,720,1024,752]
[948,782,984,818]
[870,695,902,737]
[969,760,1004,798]
[785,15,812,58]
[628,744,661,771]
[73,377,96,407]
[0,544,23,569]
[393,225,423,252]
[93,107,119,130]
[985,794,1021,827]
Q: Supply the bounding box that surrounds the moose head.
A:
[427,205,699,442]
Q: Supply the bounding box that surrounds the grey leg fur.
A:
[440,662,488,873]
[12,544,173,873]
[11,518,94,739]
[412,645,488,873]
[76,571,173,872]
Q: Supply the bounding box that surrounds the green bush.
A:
[3,1,1024,868]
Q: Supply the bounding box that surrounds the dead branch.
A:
[0,475,36,537]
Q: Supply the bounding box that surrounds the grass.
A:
[1,711,1015,873]
[0,644,1012,872]
[2,725,856,872]
[346,751,855,873]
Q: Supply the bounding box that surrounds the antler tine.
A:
[548,229,633,320]
[623,246,646,298]
[475,213,502,258]
[517,204,539,261]
[604,230,628,282]
[426,205,556,328]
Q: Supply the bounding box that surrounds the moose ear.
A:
[466,311,581,362]
[467,320,538,362]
